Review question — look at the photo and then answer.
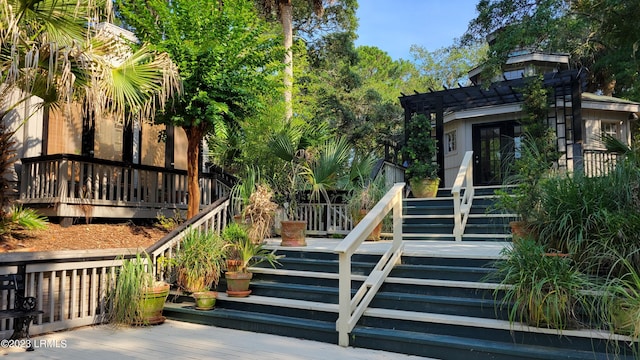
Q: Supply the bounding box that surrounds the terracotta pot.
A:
[354,209,382,241]
[137,282,170,325]
[192,291,218,310]
[225,271,253,297]
[280,220,307,247]
[409,178,440,198]
[226,259,243,272]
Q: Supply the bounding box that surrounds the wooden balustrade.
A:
[19,154,233,220]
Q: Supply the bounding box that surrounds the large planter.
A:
[280,220,307,247]
[353,209,382,241]
[410,178,440,198]
[192,291,218,310]
[137,282,170,325]
[225,271,253,297]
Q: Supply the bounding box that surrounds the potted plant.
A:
[107,252,170,326]
[222,223,281,297]
[230,165,260,223]
[492,237,592,330]
[402,113,440,197]
[347,175,387,241]
[243,184,278,244]
[496,76,559,240]
[172,227,227,310]
[270,128,308,246]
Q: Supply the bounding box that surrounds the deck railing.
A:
[0,197,232,339]
[19,154,233,219]
[583,149,619,177]
[452,151,474,241]
[148,198,231,279]
[0,249,136,338]
[334,183,405,347]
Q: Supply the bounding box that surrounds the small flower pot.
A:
[225,272,253,297]
[192,291,218,310]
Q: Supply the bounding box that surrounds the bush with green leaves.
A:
[493,238,593,330]
[107,252,162,326]
[402,113,439,182]
[173,228,227,293]
[222,222,280,274]
[529,158,640,275]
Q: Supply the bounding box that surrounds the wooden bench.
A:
[0,274,43,351]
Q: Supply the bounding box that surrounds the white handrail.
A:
[452,151,474,241]
[148,198,230,279]
[334,182,405,347]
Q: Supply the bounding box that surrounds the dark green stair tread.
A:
[351,326,623,360]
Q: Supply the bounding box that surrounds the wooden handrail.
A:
[451,151,474,241]
[334,182,405,347]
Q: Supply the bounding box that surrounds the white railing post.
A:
[334,183,405,347]
[392,187,403,251]
[337,252,351,346]
[452,151,474,241]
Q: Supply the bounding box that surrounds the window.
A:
[601,121,622,141]
[445,130,457,154]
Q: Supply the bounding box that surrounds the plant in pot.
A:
[347,173,387,241]
[172,227,227,310]
[270,128,308,247]
[230,165,260,223]
[243,183,278,244]
[492,237,592,330]
[495,76,559,241]
[107,252,170,326]
[402,113,440,197]
[222,222,281,297]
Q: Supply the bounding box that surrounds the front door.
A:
[472,122,520,186]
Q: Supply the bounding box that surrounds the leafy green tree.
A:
[116,0,283,218]
[410,43,487,88]
[463,0,640,100]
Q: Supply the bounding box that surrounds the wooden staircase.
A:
[163,187,636,360]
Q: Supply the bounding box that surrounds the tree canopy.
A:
[463,0,640,100]
[116,0,284,218]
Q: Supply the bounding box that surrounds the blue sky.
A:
[354,1,480,61]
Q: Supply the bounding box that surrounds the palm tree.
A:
[0,0,180,125]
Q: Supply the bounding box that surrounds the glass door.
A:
[472,122,519,185]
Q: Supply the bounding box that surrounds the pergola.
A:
[398,69,585,184]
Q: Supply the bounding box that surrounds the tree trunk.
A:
[185,126,204,219]
[279,0,293,122]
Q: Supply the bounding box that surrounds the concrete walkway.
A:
[3,320,434,359]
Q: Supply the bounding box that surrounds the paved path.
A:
[3,320,434,359]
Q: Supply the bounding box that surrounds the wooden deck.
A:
[1,319,433,359]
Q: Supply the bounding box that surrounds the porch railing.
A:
[334,182,405,347]
[583,149,619,177]
[452,151,474,241]
[19,154,234,219]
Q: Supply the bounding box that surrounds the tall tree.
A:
[116,0,283,218]
[256,0,357,121]
[463,0,640,100]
